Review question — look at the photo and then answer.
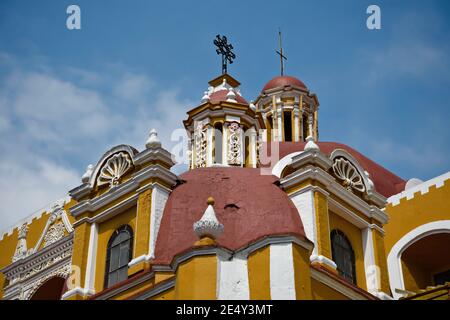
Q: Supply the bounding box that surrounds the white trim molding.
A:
[270,243,296,300]
[387,220,450,299]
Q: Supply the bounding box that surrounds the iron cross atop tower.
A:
[214,34,236,74]
[276,29,287,76]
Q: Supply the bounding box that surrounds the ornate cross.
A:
[276,29,287,76]
[214,34,236,74]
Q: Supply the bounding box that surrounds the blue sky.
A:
[0,0,449,230]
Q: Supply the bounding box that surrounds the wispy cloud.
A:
[359,11,450,84]
[0,53,193,232]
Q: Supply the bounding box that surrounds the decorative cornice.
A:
[2,234,73,300]
[387,171,450,206]
[283,167,389,225]
[310,267,376,300]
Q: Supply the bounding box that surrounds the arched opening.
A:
[387,220,450,299]
[283,111,292,141]
[105,225,133,289]
[30,276,66,300]
[401,232,450,292]
[302,114,308,140]
[266,115,273,142]
[214,123,223,164]
[331,229,357,285]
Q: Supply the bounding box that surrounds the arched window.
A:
[331,229,356,285]
[105,225,133,288]
[214,123,223,164]
[283,111,292,141]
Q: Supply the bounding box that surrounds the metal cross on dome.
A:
[276,29,287,76]
[214,34,236,74]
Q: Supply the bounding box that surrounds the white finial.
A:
[226,88,237,102]
[193,197,224,240]
[146,128,161,149]
[304,135,319,151]
[17,223,28,240]
[201,91,210,103]
[364,171,375,191]
[304,114,319,151]
[249,100,256,110]
[82,164,94,183]
[12,223,29,262]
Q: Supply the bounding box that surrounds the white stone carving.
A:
[81,164,94,183]
[21,262,72,300]
[194,123,207,168]
[227,122,242,165]
[12,224,30,262]
[201,91,210,103]
[332,157,366,193]
[226,88,237,102]
[43,222,65,248]
[193,197,224,240]
[97,152,132,187]
[146,128,161,149]
[2,235,73,300]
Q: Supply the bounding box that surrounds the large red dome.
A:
[153,167,306,265]
[262,75,307,92]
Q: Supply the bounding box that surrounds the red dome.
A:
[209,89,248,104]
[262,75,307,92]
[153,167,307,265]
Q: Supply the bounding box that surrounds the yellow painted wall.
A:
[292,243,312,299]
[174,255,217,299]
[311,279,350,300]
[401,260,431,292]
[328,211,367,290]
[95,206,137,292]
[384,179,450,253]
[372,229,390,293]
[314,191,332,260]
[247,246,271,299]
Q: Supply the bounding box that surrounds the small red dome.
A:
[209,89,248,104]
[262,75,307,92]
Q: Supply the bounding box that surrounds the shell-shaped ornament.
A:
[332,158,365,193]
[97,152,132,187]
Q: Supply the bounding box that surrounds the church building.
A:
[0,37,449,300]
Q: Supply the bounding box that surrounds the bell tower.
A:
[254,75,319,143]
[183,73,262,169]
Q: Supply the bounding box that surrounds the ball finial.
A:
[207,196,215,206]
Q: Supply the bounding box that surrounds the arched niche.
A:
[30,276,67,300]
[387,220,450,299]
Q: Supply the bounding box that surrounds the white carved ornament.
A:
[194,123,207,168]
[227,122,242,165]
[97,152,132,187]
[12,224,30,262]
[332,157,366,193]
[43,222,66,248]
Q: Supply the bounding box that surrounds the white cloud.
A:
[360,11,449,83]
[0,57,193,233]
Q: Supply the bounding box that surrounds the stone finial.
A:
[201,91,210,103]
[226,88,237,103]
[12,223,29,262]
[304,135,319,151]
[81,164,94,183]
[146,128,161,149]
[364,170,375,191]
[304,114,319,151]
[193,197,224,241]
[17,223,28,240]
[249,100,256,111]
